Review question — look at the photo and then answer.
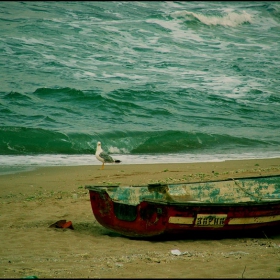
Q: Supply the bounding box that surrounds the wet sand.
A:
[1,158,280,278]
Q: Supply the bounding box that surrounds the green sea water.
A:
[1,1,280,169]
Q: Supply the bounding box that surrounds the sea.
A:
[1,1,280,175]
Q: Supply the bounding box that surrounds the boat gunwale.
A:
[87,191,280,207]
[85,189,280,207]
[85,174,280,207]
[141,198,280,207]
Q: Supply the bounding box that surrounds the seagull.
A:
[95,141,121,170]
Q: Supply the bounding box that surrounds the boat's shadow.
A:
[105,226,280,241]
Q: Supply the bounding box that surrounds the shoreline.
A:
[1,157,280,278]
[0,157,280,176]
[1,158,280,199]
[2,152,280,175]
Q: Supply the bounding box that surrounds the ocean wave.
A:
[0,1,279,164]
[0,127,276,156]
[170,10,253,27]
[3,91,32,101]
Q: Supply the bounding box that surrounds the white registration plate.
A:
[195,214,227,227]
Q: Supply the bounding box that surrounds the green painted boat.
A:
[85,174,280,238]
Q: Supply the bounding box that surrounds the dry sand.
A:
[1,158,280,278]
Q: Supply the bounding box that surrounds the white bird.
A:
[95,141,121,170]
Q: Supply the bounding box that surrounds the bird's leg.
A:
[101,162,104,170]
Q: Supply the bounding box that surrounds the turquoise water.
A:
[1,1,280,171]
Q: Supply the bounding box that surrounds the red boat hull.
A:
[88,189,280,238]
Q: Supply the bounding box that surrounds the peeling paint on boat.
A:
[87,176,280,206]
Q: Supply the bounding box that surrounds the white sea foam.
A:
[170,10,253,27]
[1,151,280,175]
[146,18,203,43]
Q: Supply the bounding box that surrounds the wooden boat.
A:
[85,175,280,238]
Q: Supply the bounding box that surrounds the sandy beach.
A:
[1,158,280,278]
